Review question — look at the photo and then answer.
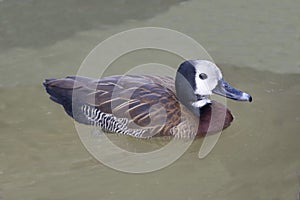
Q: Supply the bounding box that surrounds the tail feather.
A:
[43,77,90,124]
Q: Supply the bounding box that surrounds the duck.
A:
[43,60,252,138]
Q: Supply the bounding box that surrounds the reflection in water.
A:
[0,0,186,50]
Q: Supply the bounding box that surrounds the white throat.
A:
[191,98,211,108]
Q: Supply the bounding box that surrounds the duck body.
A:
[44,60,251,138]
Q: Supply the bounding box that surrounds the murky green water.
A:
[0,0,299,199]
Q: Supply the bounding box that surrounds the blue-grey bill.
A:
[212,79,252,102]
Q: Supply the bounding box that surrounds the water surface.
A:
[0,0,299,199]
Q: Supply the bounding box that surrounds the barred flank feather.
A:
[81,104,148,138]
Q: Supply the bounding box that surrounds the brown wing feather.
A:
[75,75,181,136]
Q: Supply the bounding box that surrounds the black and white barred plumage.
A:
[81,104,147,138]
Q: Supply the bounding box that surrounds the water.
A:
[1,0,300,199]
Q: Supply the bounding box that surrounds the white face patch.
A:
[191,60,223,96]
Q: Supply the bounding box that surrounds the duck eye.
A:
[199,73,208,80]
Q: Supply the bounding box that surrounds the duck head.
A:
[175,60,252,116]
